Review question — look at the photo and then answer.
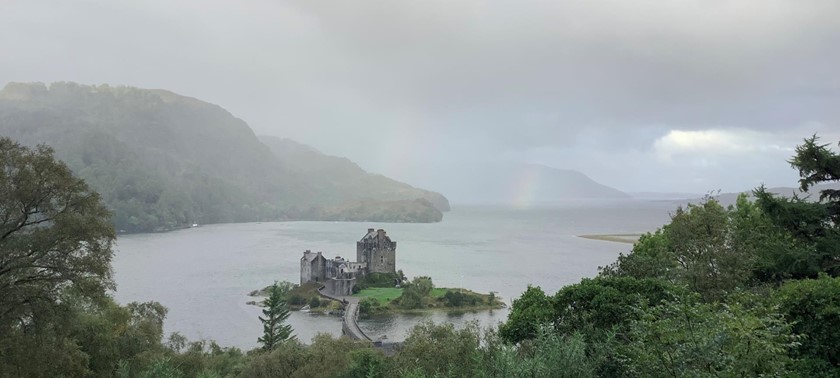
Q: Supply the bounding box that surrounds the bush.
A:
[309,296,321,308]
[288,294,306,306]
[356,273,399,291]
[359,297,380,316]
[776,275,840,374]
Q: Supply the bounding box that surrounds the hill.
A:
[387,162,630,205]
[0,82,449,231]
[657,183,840,208]
[259,136,449,212]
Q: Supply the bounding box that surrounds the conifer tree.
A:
[258,282,294,350]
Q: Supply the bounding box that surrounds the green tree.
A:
[751,135,840,279]
[622,295,797,377]
[340,348,390,378]
[790,135,840,223]
[258,282,295,350]
[396,276,434,309]
[393,321,481,377]
[603,196,763,301]
[0,137,115,328]
[775,275,840,374]
[551,276,686,341]
[499,285,554,344]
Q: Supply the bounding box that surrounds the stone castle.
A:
[300,228,397,296]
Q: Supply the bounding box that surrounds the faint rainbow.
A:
[510,164,542,208]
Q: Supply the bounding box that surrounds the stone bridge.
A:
[317,286,371,342]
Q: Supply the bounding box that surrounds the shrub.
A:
[287,294,306,306]
[309,296,321,308]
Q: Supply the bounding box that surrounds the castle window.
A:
[380,256,384,264]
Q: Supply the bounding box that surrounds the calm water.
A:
[112,201,675,349]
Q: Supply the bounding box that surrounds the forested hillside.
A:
[260,136,449,213]
[0,82,449,232]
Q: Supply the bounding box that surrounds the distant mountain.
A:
[386,162,630,205]
[0,82,449,232]
[630,192,704,200]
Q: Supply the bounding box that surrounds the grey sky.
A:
[1,0,839,193]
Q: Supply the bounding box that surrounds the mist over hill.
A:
[0,82,449,232]
[387,162,630,205]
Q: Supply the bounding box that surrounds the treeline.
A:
[0,82,449,233]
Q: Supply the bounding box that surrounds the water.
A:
[112,201,675,349]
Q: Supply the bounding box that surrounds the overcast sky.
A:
[2,0,839,193]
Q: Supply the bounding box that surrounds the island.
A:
[249,228,504,318]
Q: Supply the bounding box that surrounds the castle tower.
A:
[356,228,396,274]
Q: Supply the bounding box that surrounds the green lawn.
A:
[353,287,403,306]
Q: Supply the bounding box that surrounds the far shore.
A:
[578,234,642,244]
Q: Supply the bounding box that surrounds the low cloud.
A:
[654,129,795,162]
[1,0,839,193]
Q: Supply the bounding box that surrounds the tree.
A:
[258,282,294,350]
[622,296,797,377]
[775,275,840,374]
[753,135,840,278]
[551,276,686,341]
[397,276,434,309]
[393,321,481,377]
[0,137,115,328]
[499,285,555,344]
[789,135,840,224]
[602,196,781,300]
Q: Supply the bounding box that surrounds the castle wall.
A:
[300,259,311,285]
[370,246,395,274]
[300,251,326,285]
[325,277,356,296]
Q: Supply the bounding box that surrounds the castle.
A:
[300,228,397,296]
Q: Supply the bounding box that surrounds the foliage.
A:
[0,137,115,329]
[754,187,840,279]
[775,275,840,373]
[551,276,687,341]
[308,296,321,308]
[442,290,479,307]
[789,135,840,223]
[339,348,390,378]
[258,282,295,351]
[395,276,434,309]
[354,272,400,291]
[392,321,481,377]
[238,340,308,378]
[602,195,802,299]
[749,135,840,280]
[358,297,381,316]
[499,285,555,344]
[621,296,797,377]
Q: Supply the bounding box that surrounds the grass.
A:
[354,287,403,306]
[578,234,642,244]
